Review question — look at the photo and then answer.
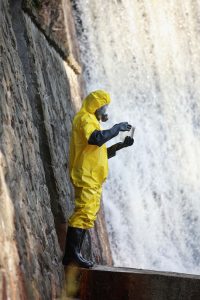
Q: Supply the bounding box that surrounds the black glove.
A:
[88,122,131,147]
[114,122,132,132]
[88,127,119,147]
[113,136,134,151]
[122,136,134,148]
[107,137,134,158]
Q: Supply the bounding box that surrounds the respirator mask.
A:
[95,105,108,122]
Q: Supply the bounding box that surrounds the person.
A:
[62,90,134,268]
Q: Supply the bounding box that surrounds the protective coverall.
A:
[62,90,134,268]
[68,90,111,229]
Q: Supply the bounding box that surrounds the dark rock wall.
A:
[22,0,81,74]
[0,0,112,299]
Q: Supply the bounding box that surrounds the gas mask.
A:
[95,105,108,122]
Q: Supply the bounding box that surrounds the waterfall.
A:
[72,0,200,274]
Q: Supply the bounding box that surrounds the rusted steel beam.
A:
[62,265,200,300]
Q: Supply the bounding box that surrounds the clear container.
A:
[119,126,135,142]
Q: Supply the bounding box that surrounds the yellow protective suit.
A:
[68,90,111,229]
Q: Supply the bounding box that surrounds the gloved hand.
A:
[122,136,134,147]
[107,134,134,157]
[89,122,132,147]
[115,122,132,132]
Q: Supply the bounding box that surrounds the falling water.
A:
[72,0,200,274]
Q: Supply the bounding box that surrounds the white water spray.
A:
[72,0,200,274]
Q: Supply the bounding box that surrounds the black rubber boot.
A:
[79,229,86,251]
[79,229,94,265]
[62,227,93,268]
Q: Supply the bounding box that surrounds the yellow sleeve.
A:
[82,115,100,140]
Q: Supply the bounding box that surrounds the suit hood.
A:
[81,90,111,114]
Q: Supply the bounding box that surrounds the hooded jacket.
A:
[69,90,111,187]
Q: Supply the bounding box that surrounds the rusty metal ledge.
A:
[62,265,200,300]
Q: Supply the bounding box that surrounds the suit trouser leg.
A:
[68,185,102,229]
[62,185,102,267]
